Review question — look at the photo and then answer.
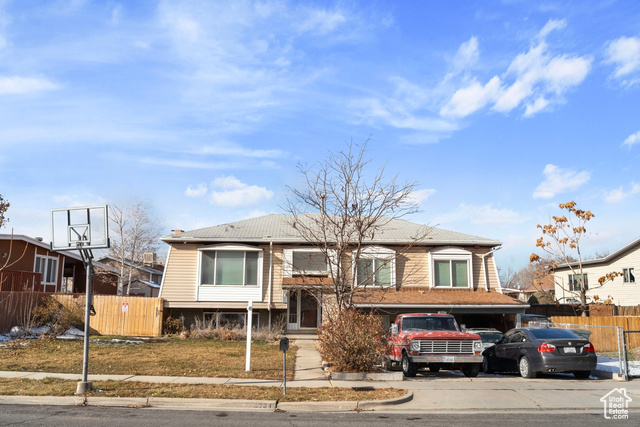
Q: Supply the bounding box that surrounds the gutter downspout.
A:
[482,246,502,292]
[268,241,273,329]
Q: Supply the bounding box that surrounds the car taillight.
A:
[584,343,595,352]
[538,343,556,353]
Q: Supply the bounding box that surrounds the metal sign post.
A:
[50,205,109,395]
[279,336,289,395]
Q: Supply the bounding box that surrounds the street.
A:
[0,405,637,427]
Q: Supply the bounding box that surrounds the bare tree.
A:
[498,266,519,289]
[284,139,429,313]
[0,194,9,229]
[530,201,620,316]
[108,201,162,295]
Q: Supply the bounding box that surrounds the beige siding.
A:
[397,248,429,287]
[160,245,198,301]
[555,244,640,306]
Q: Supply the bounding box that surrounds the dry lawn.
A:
[0,378,407,402]
[0,337,295,380]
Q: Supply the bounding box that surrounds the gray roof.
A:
[161,214,501,246]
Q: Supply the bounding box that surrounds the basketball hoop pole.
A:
[50,205,109,396]
[76,248,94,394]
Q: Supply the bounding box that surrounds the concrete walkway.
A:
[289,333,327,381]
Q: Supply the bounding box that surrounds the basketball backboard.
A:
[51,205,110,251]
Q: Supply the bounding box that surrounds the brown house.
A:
[0,234,87,293]
[96,256,164,297]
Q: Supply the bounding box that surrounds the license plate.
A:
[564,347,576,353]
[442,356,455,363]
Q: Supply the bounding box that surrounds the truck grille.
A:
[417,340,475,354]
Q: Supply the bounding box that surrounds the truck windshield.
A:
[402,316,458,332]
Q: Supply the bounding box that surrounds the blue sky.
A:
[1,0,640,272]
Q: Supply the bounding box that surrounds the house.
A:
[96,256,164,297]
[0,234,87,293]
[159,214,527,332]
[554,237,640,306]
[520,275,555,303]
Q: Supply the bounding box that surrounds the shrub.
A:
[163,315,186,335]
[317,308,388,372]
[30,295,84,335]
[188,315,285,342]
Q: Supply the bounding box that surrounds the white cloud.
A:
[622,130,640,148]
[533,164,591,199]
[605,183,640,203]
[407,189,436,205]
[0,76,58,94]
[440,76,501,118]
[185,183,208,197]
[442,19,591,119]
[604,36,640,81]
[452,36,479,71]
[296,8,347,35]
[184,176,273,207]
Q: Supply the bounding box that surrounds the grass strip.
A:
[0,378,406,402]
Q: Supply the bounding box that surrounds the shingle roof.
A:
[353,288,526,306]
[162,214,501,246]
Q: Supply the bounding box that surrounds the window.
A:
[568,273,588,292]
[624,268,635,283]
[292,251,328,275]
[200,250,259,286]
[434,260,468,288]
[356,259,392,287]
[429,248,472,289]
[34,255,58,286]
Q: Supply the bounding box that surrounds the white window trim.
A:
[34,254,59,287]
[353,246,396,288]
[428,247,473,289]
[197,244,263,287]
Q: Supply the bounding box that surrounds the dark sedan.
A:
[482,327,597,379]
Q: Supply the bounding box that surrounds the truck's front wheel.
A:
[402,353,418,377]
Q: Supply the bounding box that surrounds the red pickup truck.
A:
[388,313,484,377]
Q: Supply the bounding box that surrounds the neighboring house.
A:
[0,234,86,293]
[554,237,640,306]
[96,256,164,297]
[159,214,527,332]
[520,275,556,303]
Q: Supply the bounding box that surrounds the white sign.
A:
[600,388,632,420]
[122,302,129,312]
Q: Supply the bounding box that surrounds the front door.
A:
[287,290,320,330]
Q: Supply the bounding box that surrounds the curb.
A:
[329,371,404,381]
[0,392,412,413]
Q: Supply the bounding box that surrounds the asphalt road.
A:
[0,405,638,427]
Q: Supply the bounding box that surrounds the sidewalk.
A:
[0,335,638,413]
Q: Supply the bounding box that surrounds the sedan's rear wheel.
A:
[573,371,591,379]
[519,356,536,378]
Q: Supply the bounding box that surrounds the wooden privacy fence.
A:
[551,316,637,352]
[55,294,164,337]
[0,292,49,333]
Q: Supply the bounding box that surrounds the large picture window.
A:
[200,250,259,286]
[356,259,392,287]
[292,251,328,276]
